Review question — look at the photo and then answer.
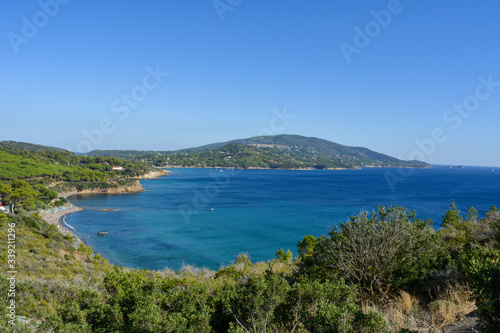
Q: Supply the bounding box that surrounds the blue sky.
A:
[1,0,499,166]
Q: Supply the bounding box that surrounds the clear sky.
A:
[1,0,499,166]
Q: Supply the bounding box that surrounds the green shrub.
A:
[77,243,94,256]
[99,270,213,332]
[439,204,499,248]
[219,274,290,332]
[283,279,388,333]
[275,248,293,262]
[21,215,40,230]
[217,274,388,332]
[54,197,67,207]
[463,247,500,332]
[215,266,241,280]
[310,206,439,293]
[297,234,317,260]
[235,252,252,265]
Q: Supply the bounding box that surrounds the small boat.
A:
[456,165,464,168]
[97,232,109,236]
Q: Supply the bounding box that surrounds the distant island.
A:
[87,134,431,170]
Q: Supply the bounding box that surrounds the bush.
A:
[439,204,499,248]
[77,243,94,257]
[275,248,293,262]
[283,279,388,333]
[21,214,41,230]
[217,274,388,332]
[54,197,67,207]
[215,266,241,280]
[297,234,317,260]
[463,247,500,332]
[102,270,213,332]
[219,274,290,332]
[310,206,439,293]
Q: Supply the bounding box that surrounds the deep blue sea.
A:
[65,166,499,271]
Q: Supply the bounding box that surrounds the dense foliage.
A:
[463,247,500,332]
[0,143,497,332]
[1,200,499,332]
[0,145,153,210]
[307,207,439,292]
[0,145,151,181]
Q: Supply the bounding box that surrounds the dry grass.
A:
[428,283,476,328]
[363,290,420,331]
[362,284,475,331]
[395,290,420,316]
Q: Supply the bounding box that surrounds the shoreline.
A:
[160,165,432,170]
[39,202,84,248]
[55,169,171,199]
[43,169,171,252]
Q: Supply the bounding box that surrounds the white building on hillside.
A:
[0,203,10,213]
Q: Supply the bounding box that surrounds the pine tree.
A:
[441,199,463,228]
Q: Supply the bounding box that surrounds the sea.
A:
[65,166,500,271]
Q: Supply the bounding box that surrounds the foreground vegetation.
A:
[0,142,497,332]
[1,202,499,332]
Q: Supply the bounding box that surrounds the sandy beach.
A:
[39,201,84,247]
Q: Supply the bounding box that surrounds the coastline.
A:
[42,169,170,251]
[39,203,84,247]
[159,165,432,170]
[41,184,146,251]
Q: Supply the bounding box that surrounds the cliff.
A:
[58,180,145,198]
[135,169,170,179]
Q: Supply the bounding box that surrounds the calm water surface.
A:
[65,166,500,270]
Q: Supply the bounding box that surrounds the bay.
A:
[65,166,500,271]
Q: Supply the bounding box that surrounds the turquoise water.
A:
[65,166,500,270]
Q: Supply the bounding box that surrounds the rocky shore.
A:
[42,170,170,251]
[135,168,171,179]
[57,180,146,198]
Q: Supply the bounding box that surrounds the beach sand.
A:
[39,201,84,247]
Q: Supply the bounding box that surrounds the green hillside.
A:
[0,145,153,213]
[0,140,67,152]
[87,134,431,169]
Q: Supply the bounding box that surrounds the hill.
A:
[0,140,67,152]
[0,145,155,208]
[87,134,431,169]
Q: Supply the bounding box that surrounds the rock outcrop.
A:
[59,180,145,198]
[136,169,170,179]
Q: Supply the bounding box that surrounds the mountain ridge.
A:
[0,140,67,152]
[87,134,431,169]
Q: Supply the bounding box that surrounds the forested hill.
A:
[0,140,67,152]
[87,134,431,169]
[0,143,154,207]
[0,143,152,181]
